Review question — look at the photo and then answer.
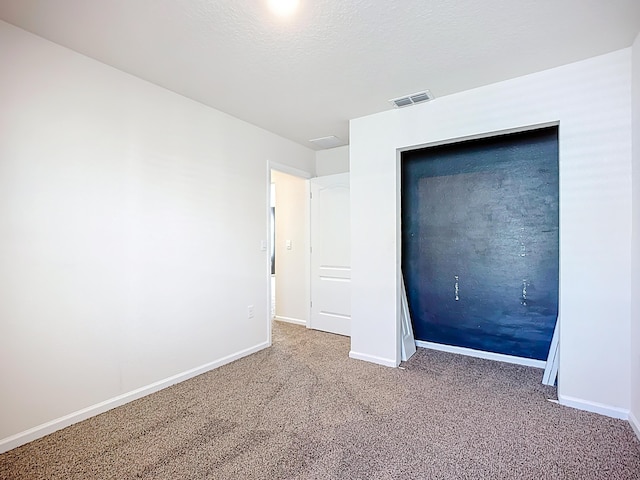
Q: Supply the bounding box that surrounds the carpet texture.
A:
[1,321,639,479]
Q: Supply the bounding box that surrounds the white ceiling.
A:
[1,0,639,150]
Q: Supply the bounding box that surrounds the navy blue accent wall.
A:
[401,127,559,360]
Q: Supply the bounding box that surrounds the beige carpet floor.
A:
[1,321,639,479]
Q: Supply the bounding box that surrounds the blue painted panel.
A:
[401,127,558,360]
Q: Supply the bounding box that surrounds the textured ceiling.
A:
[1,0,639,150]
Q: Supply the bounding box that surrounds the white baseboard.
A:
[558,394,629,420]
[628,410,640,440]
[349,351,398,368]
[415,340,546,369]
[274,315,306,326]
[0,341,270,454]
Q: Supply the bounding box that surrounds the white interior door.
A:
[310,173,351,336]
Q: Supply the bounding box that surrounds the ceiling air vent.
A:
[389,90,434,108]
[309,135,342,149]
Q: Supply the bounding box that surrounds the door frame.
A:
[396,121,560,369]
[266,161,312,342]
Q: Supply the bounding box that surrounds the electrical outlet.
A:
[247,305,254,319]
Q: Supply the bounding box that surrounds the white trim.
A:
[266,162,274,345]
[629,411,640,441]
[558,394,629,420]
[399,275,416,361]
[0,341,269,454]
[304,178,311,329]
[274,315,306,326]
[542,318,559,385]
[397,121,561,154]
[349,351,398,368]
[415,341,546,369]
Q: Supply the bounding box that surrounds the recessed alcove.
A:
[401,126,559,361]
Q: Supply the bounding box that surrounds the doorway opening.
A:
[268,165,311,331]
[400,125,559,366]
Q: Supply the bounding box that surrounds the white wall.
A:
[272,170,309,325]
[350,49,633,417]
[631,32,640,436]
[315,145,350,176]
[0,21,314,450]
